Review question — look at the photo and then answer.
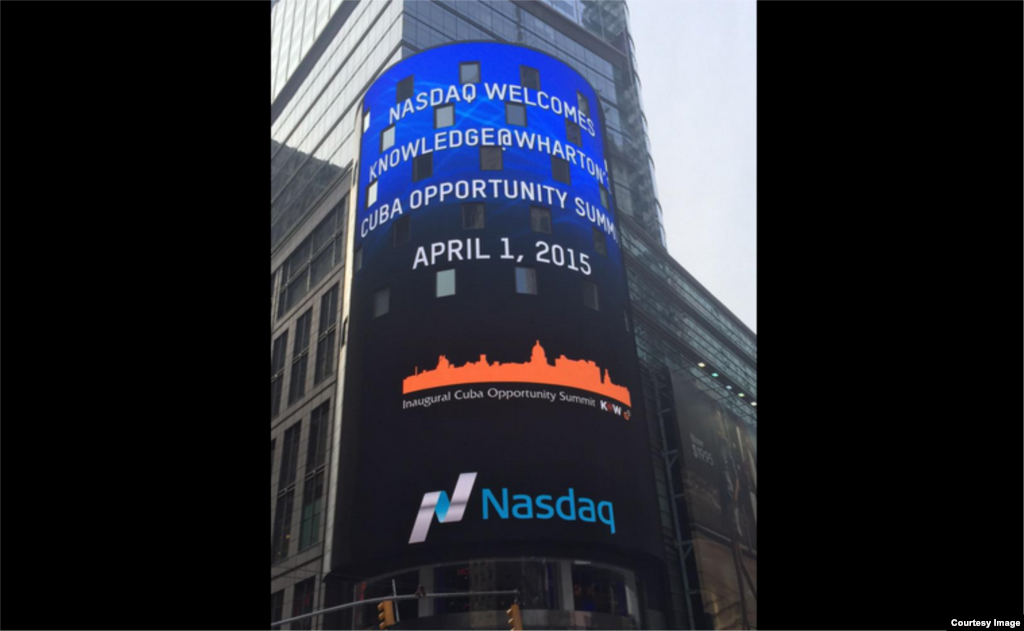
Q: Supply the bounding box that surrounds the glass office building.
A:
[271,2,757,629]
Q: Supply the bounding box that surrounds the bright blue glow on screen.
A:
[356,42,621,274]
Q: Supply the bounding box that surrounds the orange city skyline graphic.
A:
[402,341,632,407]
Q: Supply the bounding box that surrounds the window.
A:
[381,125,395,151]
[506,102,527,127]
[520,66,540,90]
[435,104,454,129]
[593,227,607,256]
[374,287,389,318]
[436,269,456,297]
[615,183,634,215]
[394,215,410,246]
[278,240,309,319]
[480,145,502,171]
[463,203,485,229]
[566,119,582,146]
[571,565,629,617]
[271,331,289,419]
[599,185,609,208]
[515,267,538,295]
[460,62,480,84]
[271,489,294,564]
[288,309,313,405]
[291,578,316,630]
[299,471,325,551]
[583,282,600,310]
[530,206,552,234]
[413,154,432,181]
[300,403,328,550]
[278,200,346,320]
[462,62,481,83]
[306,401,330,471]
[396,76,414,102]
[367,180,378,207]
[552,156,571,184]
[310,205,342,287]
[314,284,339,384]
[278,422,301,489]
[433,560,558,615]
[272,421,301,564]
[271,591,284,628]
[577,91,590,117]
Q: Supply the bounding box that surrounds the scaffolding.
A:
[640,360,757,631]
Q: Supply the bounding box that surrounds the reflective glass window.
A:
[291,578,316,630]
[394,216,410,246]
[566,119,582,146]
[367,180,378,207]
[460,62,480,83]
[373,287,389,318]
[515,267,538,295]
[520,65,540,90]
[506,102,527,126]
[593,227,607,256]
[577,91,590,117]
[413,154,432,181]
[480,145,503,171]
[570,565,629,617]
[530,206,552,234]
[381,125,395,151]
[463,203,485,229]
[435,104,455,129]
[583,282,600,310]
[552,156,571,184]
[436,269,456,297]
[396,76,414,102]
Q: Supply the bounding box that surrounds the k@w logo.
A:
[408,472,478,544]
[599,400,631,420]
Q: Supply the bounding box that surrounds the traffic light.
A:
[506,603,523,630]
[377,600,396,629]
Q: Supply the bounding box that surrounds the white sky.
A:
[628,0,757,334]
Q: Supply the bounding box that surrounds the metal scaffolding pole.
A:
[650,366,697,631]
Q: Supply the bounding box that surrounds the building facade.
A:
[271,2,757,629]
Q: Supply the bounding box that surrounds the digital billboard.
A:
[335,43,662,575]
[670,374,758,629]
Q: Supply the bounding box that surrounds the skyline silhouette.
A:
[402,341,632,406]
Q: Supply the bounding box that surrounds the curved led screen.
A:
[338,42,662,573]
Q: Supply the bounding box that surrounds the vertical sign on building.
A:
[338,43,662,572]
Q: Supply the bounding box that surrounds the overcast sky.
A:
[628,0,757,333]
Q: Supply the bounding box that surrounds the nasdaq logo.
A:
[409,472,615,543]
[408,472,477,544]
[482,487,615,534]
